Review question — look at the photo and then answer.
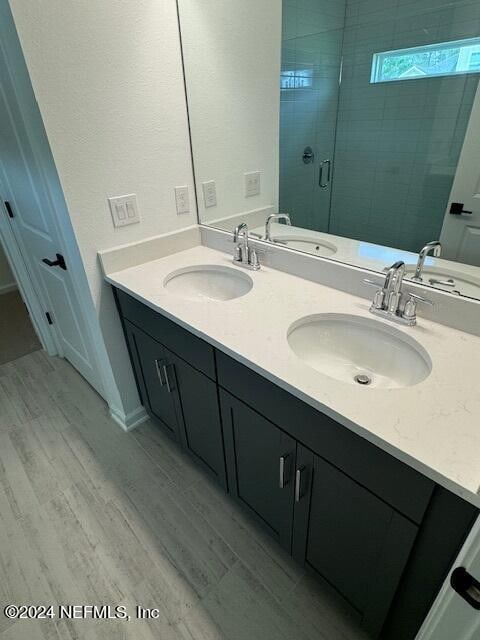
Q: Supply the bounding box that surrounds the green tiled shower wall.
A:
[280,0,480,252]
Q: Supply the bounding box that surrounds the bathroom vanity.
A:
[105,243,480,640]
[99,1,480,636]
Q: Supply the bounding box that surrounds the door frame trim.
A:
[416,514,480,639]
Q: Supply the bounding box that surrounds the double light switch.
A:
[108,194,140,228]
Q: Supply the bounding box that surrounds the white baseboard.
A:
[109,404,149,432]
[0,282,17,295]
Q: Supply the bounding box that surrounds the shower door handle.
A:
[319,159,331,188]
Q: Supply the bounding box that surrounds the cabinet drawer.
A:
[217,350,434,524]
[114,288,216,380]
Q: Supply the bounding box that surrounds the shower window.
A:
[371,37,480,83]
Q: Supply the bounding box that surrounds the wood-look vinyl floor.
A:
[0,350,369,640]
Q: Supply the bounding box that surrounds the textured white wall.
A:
[0,242,15,292]
[178,0,281,226]
[9,0,196,417]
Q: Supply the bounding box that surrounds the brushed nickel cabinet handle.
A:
[295,466,306,503]
[154,359,165,386]
[163,363,175,394]
[279,454,291,489]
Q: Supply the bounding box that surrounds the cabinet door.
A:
[125,323,180,440]
[165,348,227,489]
[293,447,418,639]
[220,390,296,552]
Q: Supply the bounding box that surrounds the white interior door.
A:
[417,517,480,640]
[0,42,101,393]
[440,82,480,265]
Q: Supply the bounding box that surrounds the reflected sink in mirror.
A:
[164,265,253,301]
[272,235,337,258]
[288,314,431,389]
[404,266,480,298]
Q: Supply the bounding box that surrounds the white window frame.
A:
[371,37,480,84]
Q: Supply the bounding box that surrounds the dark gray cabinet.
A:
[293,447,418,638]
[220,389,418,636]
[124,321,179,439]
[123,320,227,487]
[114,287,477,640]
[167,348,227,488]
[220,390,296,551]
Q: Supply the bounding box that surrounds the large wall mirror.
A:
[178,0,480,301]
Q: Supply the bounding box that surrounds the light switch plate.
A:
[245,171,261,197]
[175,186,190,215]
[108,194,140,227]
[202,181,217,208]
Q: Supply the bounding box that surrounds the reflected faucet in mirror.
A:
[265,213,291,242]
[413,241,442,282]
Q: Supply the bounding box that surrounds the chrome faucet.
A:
[384,260,406,315]
[232,223,260,271]
[265,213,291,242]
[412,241,442,281]
[364,260,433,326]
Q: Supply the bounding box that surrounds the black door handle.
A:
[42,253,67,270]
[451,567,480,610]
[4,201,14,218]
[450,202,473,215]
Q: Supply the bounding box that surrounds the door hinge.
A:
[4,201,14,218]
[45,312,53,325]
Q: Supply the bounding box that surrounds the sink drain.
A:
[354,374,372,386]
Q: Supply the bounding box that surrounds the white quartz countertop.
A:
[106,245,480,507]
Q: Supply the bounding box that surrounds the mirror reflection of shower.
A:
[279,0,480,254]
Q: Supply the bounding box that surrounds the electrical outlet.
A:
[108,194,140,228]
[245,171,261,197]
[175,186,190,215]
[202,181,217,208]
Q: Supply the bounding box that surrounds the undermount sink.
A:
[273,235,337,258]
[164,265,253,301]
[287,313,431,389]
[404,265,480,298]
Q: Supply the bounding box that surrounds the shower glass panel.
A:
[280,1,345,233]
[279,0,480,254]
